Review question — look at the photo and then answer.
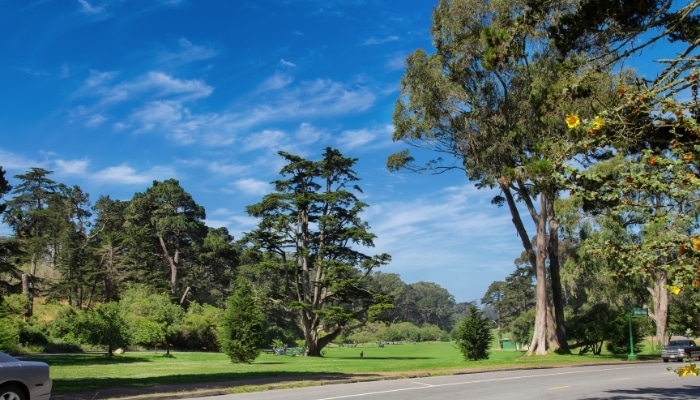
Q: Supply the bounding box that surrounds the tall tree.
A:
[91,196,129,302]
[388,0,617,354]
[125,179,207,302]
[3,168,59,316]
[48,184,96,309]
[244,148,391,356]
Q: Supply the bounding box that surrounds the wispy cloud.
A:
[363,35,399,45]
[280,59,296,68]
[80,70,213,105]
[243,129,288,151]
[337,125,393,151]
[158,38,219,64]
[77,0,105,14]
[90,164,176,185]
[55,159,90,175]
[258,72,294,92]
[233,178,271,196]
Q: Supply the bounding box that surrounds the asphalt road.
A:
[190,363,700,400]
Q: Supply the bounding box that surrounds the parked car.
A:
[0,352,52,400]
[661,339,700,362]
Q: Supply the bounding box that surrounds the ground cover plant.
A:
[37,340,659,395]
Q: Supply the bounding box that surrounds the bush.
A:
[606,312,644,355]
[455,304,493,361]
[218,278,264,363]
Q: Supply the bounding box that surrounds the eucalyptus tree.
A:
[388,0,620,354]
[244,148,391,356]
[124,179,207,302]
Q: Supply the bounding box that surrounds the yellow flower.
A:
[591,116,605,131]
[693,237,700,251]
[679,367,688,377]
[670,285,682,295]
[566,114,581,129]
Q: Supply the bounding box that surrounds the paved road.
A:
[190,363,700,400]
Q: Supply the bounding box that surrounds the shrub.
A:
[218,278,264,363]
[455,304,493,361]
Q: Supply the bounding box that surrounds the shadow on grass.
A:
[22,353,154,366]
[52,370,380,395]
[356,356,433,360]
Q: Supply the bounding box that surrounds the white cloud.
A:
[233,178,271,196]
[80,70,213,106]
[55,159,89,175]
[130,100,184,133]
[244,129,288,151]
[280,59,296,68]
[0,149,40,170]
[77,0,104,14]
[89,164,175,185]
[258,72,294,92]
[363,35,399,45]
[337,128,377,150]
[159,38,219,64]
[239,79,376,127]
[294,122,326,145]
[85,114,107,127]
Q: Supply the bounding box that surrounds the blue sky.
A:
[1,0,531,304]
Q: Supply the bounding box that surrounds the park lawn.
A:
[37,341,659,394]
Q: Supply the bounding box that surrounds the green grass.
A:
[30,341,659,394]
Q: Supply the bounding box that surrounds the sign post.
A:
[627,306,648,360]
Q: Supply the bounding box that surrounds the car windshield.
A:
[669,341,692,346]
[0,352,19,363]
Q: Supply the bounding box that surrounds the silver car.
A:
[0,352,52,400]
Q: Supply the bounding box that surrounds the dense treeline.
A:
[0,151,464,357]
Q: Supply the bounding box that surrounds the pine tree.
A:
[455,304,493,361]
[218,278,264,363]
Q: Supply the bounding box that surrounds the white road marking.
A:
[315,366,645,399]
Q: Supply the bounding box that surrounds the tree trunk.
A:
[647,270,669,346]
[547,201,568,352]
[21,273,33,318]
[158,236,178,296]
[527,194,559,355]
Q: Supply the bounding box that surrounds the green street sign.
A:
[632,307,648,317]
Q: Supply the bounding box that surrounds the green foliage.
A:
[120,286,184,354]
[567,304,617,355]
[218,278,264,363]
[455,305,493,361]
[668,290,700,337]
[605,312,644,355]
[175,302,222,351]
[506,308,534,350]
[0,303,18,352]
[243,148,391,356]
[74,302,129,355]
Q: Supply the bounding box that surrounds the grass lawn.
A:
[32,341,660,394]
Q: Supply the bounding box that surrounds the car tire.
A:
[0,383,27,400]
[663,358,668,362]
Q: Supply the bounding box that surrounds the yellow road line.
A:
[548,386,570,391]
